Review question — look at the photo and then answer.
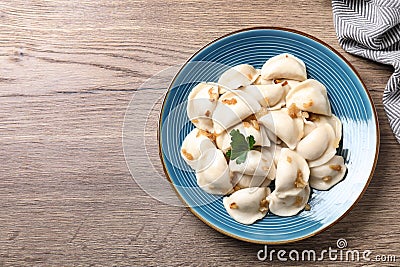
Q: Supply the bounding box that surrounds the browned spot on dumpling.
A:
[294,169,307,188]
[303,99,314,108]
[288,103,301,118]
[205,110,211,117]
[259,199,269,212]
[246,73,254,80]
[282,80,288,86]
[191,119,199,124]
[304,203,311,211]
[230,202,238,209]
[181,149,193,160]
[302,111,309,119]
[251,119,260,130]
[222,98,237,105]
[260,199,269,208]
[322,176,332,182]
[196,129,216,141]
[294,196,303,207]
[243,121,251,128]
[273,79,282,84]
[329,164,342,171]
[244,114,257,122]
[208,88,218,102]
[287,156,292,163]
[233,185,241,191]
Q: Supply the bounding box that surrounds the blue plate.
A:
[159,28,379,244]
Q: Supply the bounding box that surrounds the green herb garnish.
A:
[227,129,256,164]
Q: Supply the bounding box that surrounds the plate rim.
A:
[157,27,380,244]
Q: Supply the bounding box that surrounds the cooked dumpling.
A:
[305,114,342,147]
[268,185,311,216]
[229,149,276,189]
[212,90,261,135]
[216,120,270,153]
[229,150,276,179]
[296,124,336,163]
[286,79,332,116]
[180,128,216,169]
[242,81,290,110]
[218,64,259,92]
[223,187,271,224]
[323,115,342,145]
[261,53,307,81]
[187,82,219,132]
[274,148,310,192]
[310,155,347,190]
[258,108,304,149]
[196,148,233,195]
[298,123,337,168]
[267,148,310,216]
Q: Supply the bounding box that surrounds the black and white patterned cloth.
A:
[332,0,400,142]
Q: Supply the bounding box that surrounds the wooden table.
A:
[1,1,399,266]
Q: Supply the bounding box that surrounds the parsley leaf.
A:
[247,135,255,150]
[229,129,256,164]
[226,149,231,159]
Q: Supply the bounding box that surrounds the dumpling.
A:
[268,185,311,217]
[241,81,290,110]
[305,114,342,147]
[274,148,310,192]
[212,90,261,135]
[267,148,311,216]
[296,123,337,167]
[257,108,304,149]
[261,53,307,81]
[216,120,270,153]
[218,64,259,92]
[223,187,271,224]
[180,128,216,169]
[286,79,332,116]
[310,155,347,190]
[229,150,276,185]
[187,82,219,132]
[196,148,233,195]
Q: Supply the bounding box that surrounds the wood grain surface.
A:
[0,0,399,266]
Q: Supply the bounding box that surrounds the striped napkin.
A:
[332,0,400,142]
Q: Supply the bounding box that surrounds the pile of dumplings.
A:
[180,53,347,225]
